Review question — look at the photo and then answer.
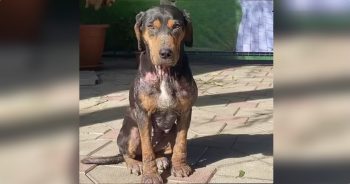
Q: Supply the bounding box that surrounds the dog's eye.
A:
[147,24,155,29]
[173,24,181,29]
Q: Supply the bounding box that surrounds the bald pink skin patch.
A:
[142,72,158,83]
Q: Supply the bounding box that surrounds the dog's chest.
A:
[139,72,195,112]
[158,79,176,109]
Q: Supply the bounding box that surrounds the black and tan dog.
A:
[82,5,197,184]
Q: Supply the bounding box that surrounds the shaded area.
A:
[195,88,272,106]
[188,134,272,164]
[275,161,350,183]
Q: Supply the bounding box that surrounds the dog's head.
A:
[134,5,193,67]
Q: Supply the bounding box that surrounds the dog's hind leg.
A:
[117,110,144,175]
[124,126,143,175]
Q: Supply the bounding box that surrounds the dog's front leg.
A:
[171,109,193,177]
[137,110,163,184]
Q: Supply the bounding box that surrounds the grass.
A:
[81,0,242,52]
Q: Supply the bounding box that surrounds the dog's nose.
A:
[159,48,173,59]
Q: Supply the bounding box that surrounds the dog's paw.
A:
[171,163,192,177]
[141,173,163,184]
[156,157,170,171]
[126,160,143,176]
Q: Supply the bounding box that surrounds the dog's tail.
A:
[81,154,124,165]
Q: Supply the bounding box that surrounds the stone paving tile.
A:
[228,101,258,109]
[191,109,216,125]
[80,124,112,135]
[79,139,111,156]
[248,122,273,133]
[79,155,97,174]
[195,147,264,170]
[104,119,124,130]
[99,98,129,109]
[80,173,94,184]
[196,105,240,118]
[187,129,199,139]
[90,141,120,156]
[221,122,268,135]
[79,162,97,174]
[87,165,140,183]
[205,86,257,95]
[257,100,273,108]
[199,93,247,103]
[187,145,209,166]
[214,116,249,125]
[167,167,217,184]
[80,133,103,142]
[98,129,120,140]
[196,147,272,181]
[80,97,108,110]
[80,86,100,100]
[234,77,264,83]
[215,159,273,182]
[233,134,273,157]
[194,95,231,107]
[190,121,227,135]
[235,108,272,117]
[210,175,272,183]
[260,156,273,165]
[80,106,127,127]
[246,113,273,133]
[188,134,237,149]
[190,115,250,137]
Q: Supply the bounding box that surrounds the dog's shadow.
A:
[160,133,272,182]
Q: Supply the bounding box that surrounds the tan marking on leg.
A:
[172,110,191,166]
[139,120,158,174]
[171,111,193,178]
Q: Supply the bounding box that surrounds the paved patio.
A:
[79,59,273,183]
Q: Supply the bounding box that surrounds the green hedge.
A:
[81,0,242,52]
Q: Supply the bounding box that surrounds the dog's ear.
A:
[134,11,145,51]
[183,9,193,47]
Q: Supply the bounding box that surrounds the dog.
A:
[82,5,196,184]
[85,0,115,10]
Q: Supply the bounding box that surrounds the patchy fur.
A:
[81,5,196,184]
